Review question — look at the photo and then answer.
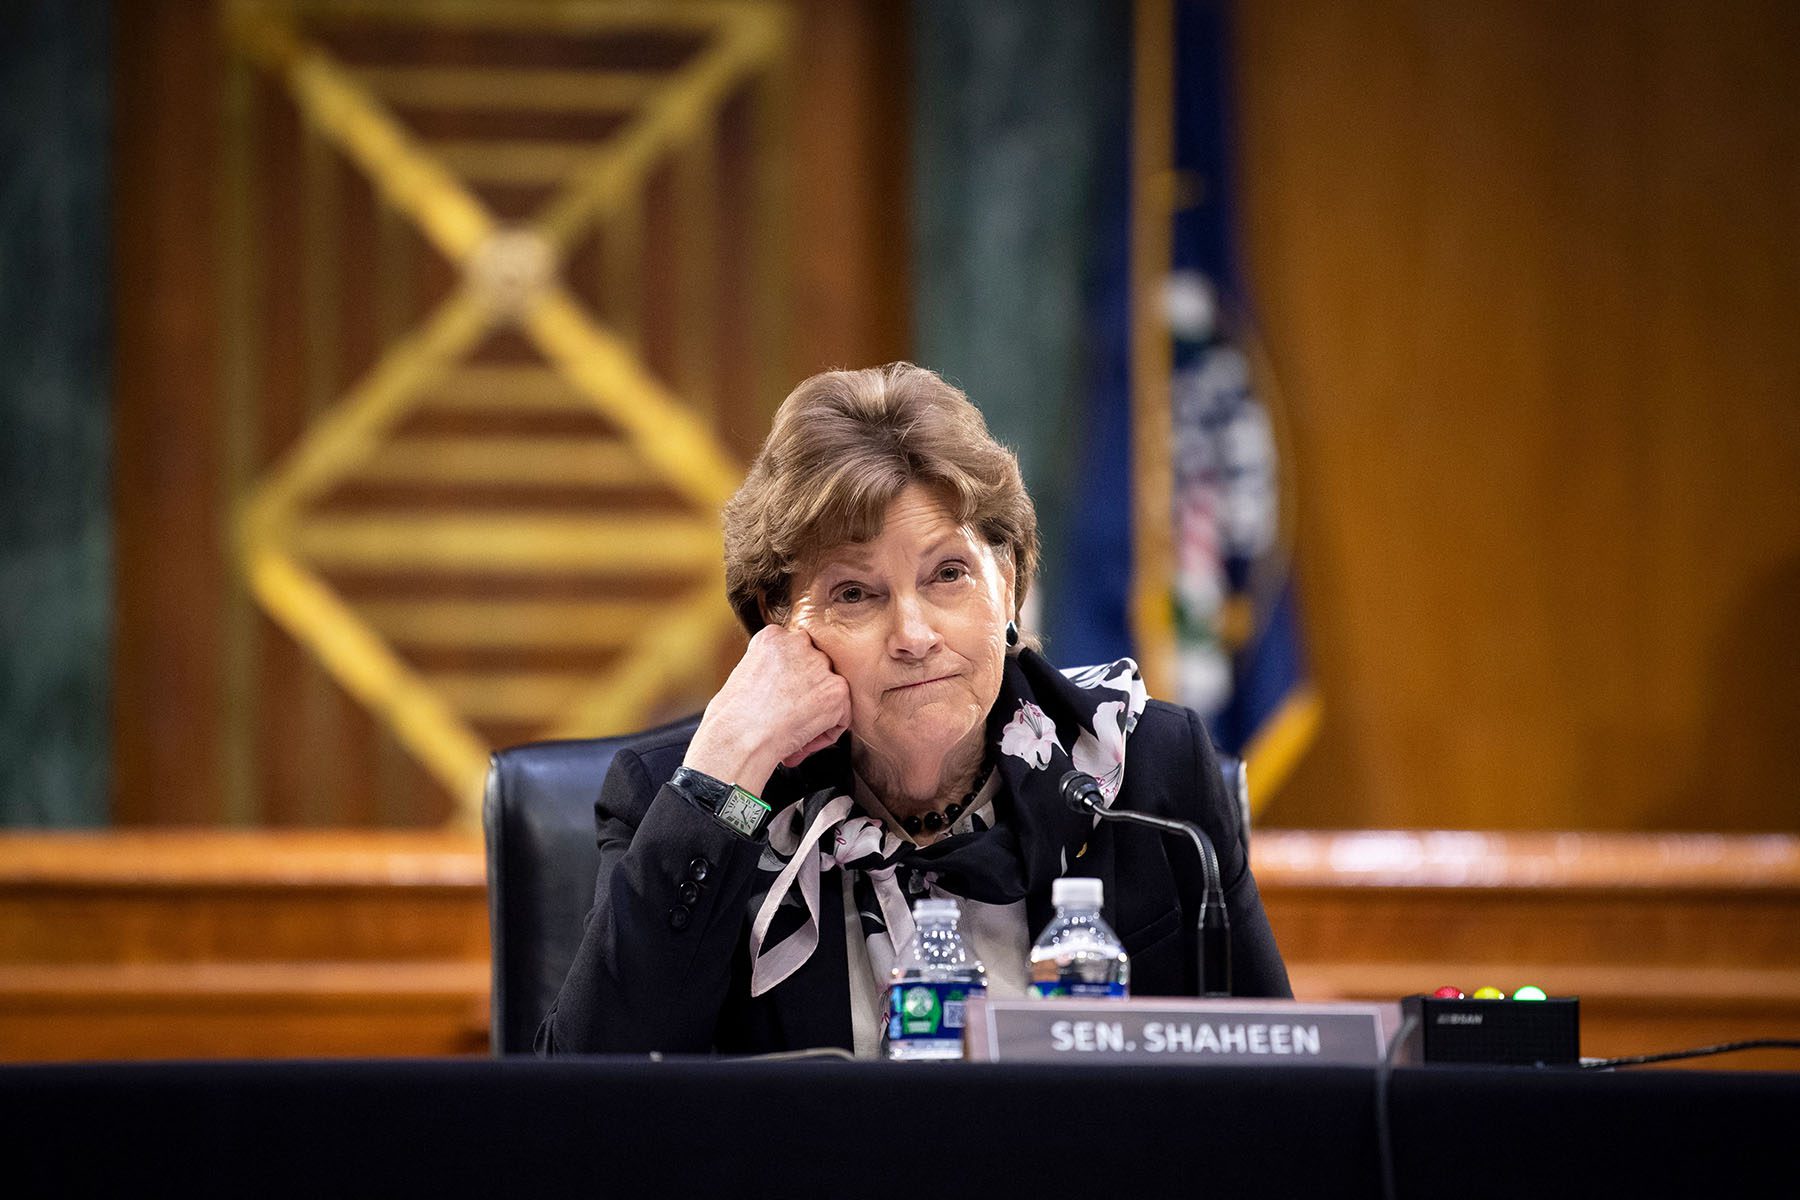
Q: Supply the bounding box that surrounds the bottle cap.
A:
[911,898,960,921]
[1052,877,1103,908]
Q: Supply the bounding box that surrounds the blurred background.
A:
[2,0,1796,1062]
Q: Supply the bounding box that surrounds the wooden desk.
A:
[9,1059,1796,1197]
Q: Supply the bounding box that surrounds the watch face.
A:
[717,788,768,837]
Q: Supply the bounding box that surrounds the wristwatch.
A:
[670,766,773,839]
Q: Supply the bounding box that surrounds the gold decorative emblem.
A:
[221,0,791,821]
[467,228,554,323]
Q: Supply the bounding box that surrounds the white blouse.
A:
[841,771,1031,1058]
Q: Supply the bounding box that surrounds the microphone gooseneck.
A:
[1059,769,1233,997]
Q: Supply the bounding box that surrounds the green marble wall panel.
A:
[911,0,1130,622]
[0,2,111,825]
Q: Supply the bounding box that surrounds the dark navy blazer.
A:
[540,698,1292,1054]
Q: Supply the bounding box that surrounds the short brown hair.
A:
[723,363,1039,636]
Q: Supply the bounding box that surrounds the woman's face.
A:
[786,483,1014,792]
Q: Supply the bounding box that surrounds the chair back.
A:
[1219,754,1250,847]
[482,718,697,1055]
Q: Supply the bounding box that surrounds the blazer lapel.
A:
[767,863,855,1051]
[1026,820,1123,944]
[754,749,857,1052]
[1089,825,1123,939]
[1089,816,1188,995]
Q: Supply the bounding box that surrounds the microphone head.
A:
[1059,770,1104,814]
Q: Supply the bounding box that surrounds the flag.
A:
[909,0,1318,808]
[1166,0,1318,803]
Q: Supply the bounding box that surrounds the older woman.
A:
[540,363,1289,1055]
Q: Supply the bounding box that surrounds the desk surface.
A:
[3,1058,1795,1198]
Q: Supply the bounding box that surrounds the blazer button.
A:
[687,857,712,883]
[677,880,702,905]
[668,905,692,931]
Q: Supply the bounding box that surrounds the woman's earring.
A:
[1005,620,1019,647]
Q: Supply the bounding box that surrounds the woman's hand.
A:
[680,625,852,798]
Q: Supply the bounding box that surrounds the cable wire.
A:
[1579,1038,1800,1069]
[1374,1011,1419,1200]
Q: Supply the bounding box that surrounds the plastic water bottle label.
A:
[887,981,983,1042]
[1028,980,1127,1000]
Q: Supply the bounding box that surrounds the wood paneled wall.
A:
[110,0,909,826]
[112,0,1797,832]
[5,828,1794,1067]
[1257,829,1800,1072]
[0,831,489,1060]
[1234,0,1800,831]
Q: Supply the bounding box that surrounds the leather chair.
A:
[482,720,1247,1055]
[482,714,700,1055]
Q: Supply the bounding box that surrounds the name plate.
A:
[963,997,1398,1066]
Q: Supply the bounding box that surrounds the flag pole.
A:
[1130,0,1176,698]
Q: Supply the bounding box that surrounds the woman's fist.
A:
[680,626,851,797]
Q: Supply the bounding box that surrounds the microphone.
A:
[1060,770,1232,998]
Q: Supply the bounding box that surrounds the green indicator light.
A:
[1512,985,1548,1001]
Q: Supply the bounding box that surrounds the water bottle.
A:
[1028,877,1130,999]
[885,898,987,1061]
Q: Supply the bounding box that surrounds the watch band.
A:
[671,766,773,839]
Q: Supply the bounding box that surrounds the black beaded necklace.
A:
[898,761,995,837]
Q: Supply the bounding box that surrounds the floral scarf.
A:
[746,649,1149,997]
